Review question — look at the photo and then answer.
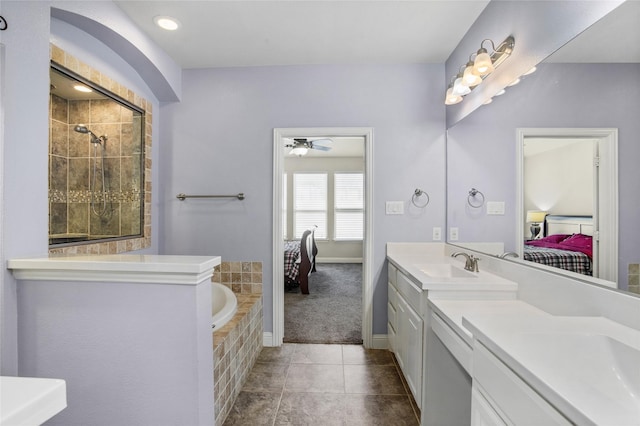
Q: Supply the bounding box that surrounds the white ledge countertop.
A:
[431,299,640,426]
[1,376,67,425]
[7,254,221,285]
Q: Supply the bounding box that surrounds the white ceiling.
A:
[114,0,490,69]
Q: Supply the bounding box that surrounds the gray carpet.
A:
[284,263,363,344]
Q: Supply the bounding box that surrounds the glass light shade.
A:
[452,77,471,96]
[444,87,462,105]
[526,210,547,223]
[290,147,308,156]
[473,51,494,76]
[462,65,482,87]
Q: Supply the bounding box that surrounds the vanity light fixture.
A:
[444,35,515,105]
[444,84,463,105]
[154,15,181,31]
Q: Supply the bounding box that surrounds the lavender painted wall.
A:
[1,1,168,374]
[447,62,640,291]
[159,64,446,334]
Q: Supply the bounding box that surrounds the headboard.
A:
[545,215,593,236]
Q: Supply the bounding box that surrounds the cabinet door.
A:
[471,387,508,426]
[405,301,423,407]
[395,297,408,371]
[387,302,397,352]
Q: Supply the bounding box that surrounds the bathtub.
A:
[211,282,238,330]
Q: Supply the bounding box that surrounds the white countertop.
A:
[430,299,640,426]
[1,376,66,426]
[7,254,221,285]
[386,243,517,292]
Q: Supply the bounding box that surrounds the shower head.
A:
[74,125,104,144]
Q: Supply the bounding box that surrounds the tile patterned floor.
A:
[223,344,419,425]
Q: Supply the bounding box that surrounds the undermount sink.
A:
[417,263,477,279]
[516,333,640,407]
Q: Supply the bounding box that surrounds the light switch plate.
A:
[385,201,404,215]
[433,227,442,241]
[486,201,505,215]
[449,227,459,241]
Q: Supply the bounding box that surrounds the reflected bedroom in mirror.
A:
[49,64,145,247]
[446,1,640,295]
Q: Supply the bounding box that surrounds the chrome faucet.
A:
[499,252,519,259]
[451,252,480,272]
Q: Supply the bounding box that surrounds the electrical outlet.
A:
[433,227,442,241]
[449,227,459,241]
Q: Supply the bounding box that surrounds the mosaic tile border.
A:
[49,44,152,255]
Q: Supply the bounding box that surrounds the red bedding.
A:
[525,233,593,258]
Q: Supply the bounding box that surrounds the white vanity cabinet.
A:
[471,342,571,426]
[387,263,424,408]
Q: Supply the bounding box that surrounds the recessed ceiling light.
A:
[73,84,92,93]
[523,66,537,76]
[154,15,180,31]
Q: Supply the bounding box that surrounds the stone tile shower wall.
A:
[49,95,142,239]
[49,44,151,254]
[211,261,263,425]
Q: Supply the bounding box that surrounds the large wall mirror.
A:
[49,60,146,249]
[446,1,640,294]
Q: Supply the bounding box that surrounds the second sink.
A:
[417,263,477,279]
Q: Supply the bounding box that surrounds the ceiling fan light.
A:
[473,49,494,76]
[290,147,308,157]
[444,87,462,105]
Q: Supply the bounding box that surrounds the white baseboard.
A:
[316,257,362,264]
[370,334,389,350]
[263,332,274,347]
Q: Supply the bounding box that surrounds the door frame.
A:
[516,127,618,285]
[272,127,374,347]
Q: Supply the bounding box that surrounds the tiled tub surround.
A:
[49,44,152,255]
[628,263,640,294]
[212,261,264,425]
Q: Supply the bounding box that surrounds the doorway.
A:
[516,128,618,284]
[272,127,374,347]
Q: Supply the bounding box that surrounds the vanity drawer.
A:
[473,342,571,426]
[431,312,472,374]
[396,271,424,315]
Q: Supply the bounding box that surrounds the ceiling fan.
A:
[284,138,333,156]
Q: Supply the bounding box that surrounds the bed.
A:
[523,215,593,276]
[284,227,318,294]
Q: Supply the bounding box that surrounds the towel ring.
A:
[412,188,430,208]
[467,188,485,208]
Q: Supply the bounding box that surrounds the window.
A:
[293,173,327,239]
[334,173,364,240]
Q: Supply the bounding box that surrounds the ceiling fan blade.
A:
[311,144,332,151]
[310,138,333,146]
